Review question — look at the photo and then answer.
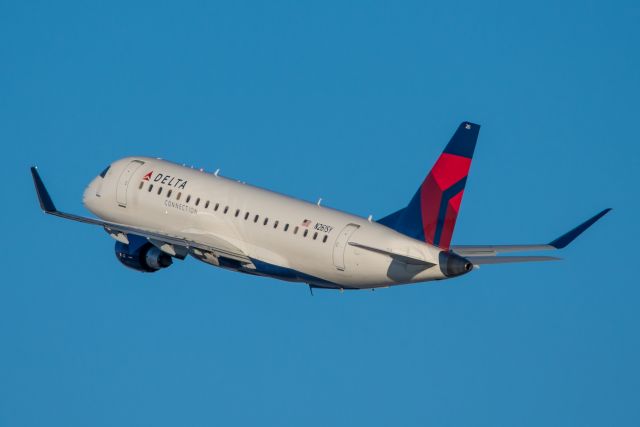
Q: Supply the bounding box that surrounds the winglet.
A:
[30,166,57,213]
[549,208,612,249]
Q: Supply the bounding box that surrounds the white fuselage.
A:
[83,157,450,289]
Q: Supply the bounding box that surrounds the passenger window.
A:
[195,198,200,206]
[148,184,154,192]
[274,220,279,229]
[224,206,229,214]
[254,215,259,223]
[205,201,210,209]
[294,226,299,234]
[235,209,240,217]
[313,232,318,240]
[138,182,144,190]
[157,187,163,195]
[303,229,309,237]
[214,203,219,211]
[322,235,328,243]
[284,224,289,232]
[244,212,250,220]
[167,189,172,198]
[177,192,182,200]
[186,195,191,203]
[263,218,269,226]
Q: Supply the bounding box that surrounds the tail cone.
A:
[439,251,473,277]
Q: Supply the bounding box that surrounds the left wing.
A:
[452,208,611,264]
[31,167,252,264]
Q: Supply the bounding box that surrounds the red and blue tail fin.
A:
[379,122,480,250]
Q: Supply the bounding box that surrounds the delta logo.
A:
[142,171,188,189]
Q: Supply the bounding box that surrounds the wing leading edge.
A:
[452,208,611,264]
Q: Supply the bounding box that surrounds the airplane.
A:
[31,122,610,291]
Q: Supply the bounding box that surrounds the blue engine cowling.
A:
[114,235,173,273]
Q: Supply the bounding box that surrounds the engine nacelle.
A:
[115,235,173,273]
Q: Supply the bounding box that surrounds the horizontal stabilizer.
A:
[549,208,612,249]
[452,208,611,257]
[453,245,554,256]
[466,256,561,265]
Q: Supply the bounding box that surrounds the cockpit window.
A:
[99,166,110,178]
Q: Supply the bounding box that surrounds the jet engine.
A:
[114,235,173,272]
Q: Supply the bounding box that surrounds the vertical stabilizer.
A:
[379,122,480,250]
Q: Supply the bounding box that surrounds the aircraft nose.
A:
[82,177,100,208]
[439,251,473,277]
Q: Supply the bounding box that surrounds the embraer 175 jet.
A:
[31,122,610,291]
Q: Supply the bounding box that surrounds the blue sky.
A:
[1,1,639,426]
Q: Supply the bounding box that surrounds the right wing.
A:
[31,167,251,264]
[452,208,611,264]
[348,241,436,267]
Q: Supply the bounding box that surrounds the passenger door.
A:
[332,223,360,271]
[116,160,145,207]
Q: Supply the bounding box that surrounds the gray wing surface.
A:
[31,167,251,264]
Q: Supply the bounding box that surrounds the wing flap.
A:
[103,223,248,261]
